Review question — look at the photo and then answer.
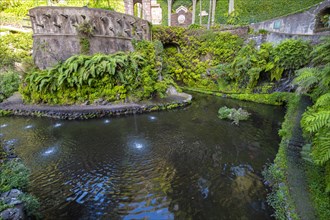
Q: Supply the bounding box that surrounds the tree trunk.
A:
[192,0,197,24]
[211,0,216,26]
[168,0,172,26]
[207,0,212,29]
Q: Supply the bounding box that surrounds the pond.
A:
[0,93,285,219]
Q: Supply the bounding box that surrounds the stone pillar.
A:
[229,0,234,14]
[142,0,152,21]
[192,0,196,24]
[124,0,134,16]
[168,0,172,26]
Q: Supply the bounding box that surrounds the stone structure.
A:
[124,0,162,24]
[151,0,162,24]
[29,6,151,69]
[250,0,330,35]
[171,6,192,27]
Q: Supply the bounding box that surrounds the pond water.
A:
[0,93,285,219]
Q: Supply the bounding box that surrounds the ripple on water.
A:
[24,125,34,129]
[0,124,8,128]
[0,93,283,219]
[54,123,62,128]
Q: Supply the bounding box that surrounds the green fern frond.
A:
[315,93,330,109]
[302,110,330,133]
[312,131,330,165]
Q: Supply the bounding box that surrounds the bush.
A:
[218,106,250,125]
[0,32,33,70]
[274,39,312,72]
[0,160,29,193]
[21,41,177,104]
[0,71,20,102]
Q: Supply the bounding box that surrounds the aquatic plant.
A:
[218,106,250,125]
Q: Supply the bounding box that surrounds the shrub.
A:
[0,160,29,193]
[218,106,250,125]
[0,71,20,102]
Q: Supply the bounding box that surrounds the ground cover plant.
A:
[21,41,177,104]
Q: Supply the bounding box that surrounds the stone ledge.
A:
[0,92,192,120]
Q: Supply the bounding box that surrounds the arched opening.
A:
[314,7,330,33]
[163,42,181,53]
[133,0,143,19]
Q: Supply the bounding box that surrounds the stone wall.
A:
[250,0,330,35]
[29,6,151,69]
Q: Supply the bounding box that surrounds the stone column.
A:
[168,0,172,26]
[211,0,216,25]
[142,0,152,22]
[229,0,234,14]
[124,0,134,16]
[192,0,197,24]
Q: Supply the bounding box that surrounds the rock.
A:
[166,86,178,96]
[0,207,25,220]
[82,101,90,105]
[1,189,23,206]
[93,98,104,105]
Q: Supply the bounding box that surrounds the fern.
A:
[314,93,330,109]
[301,111,330,134]
[312,131,330,165]
[293,68,320,94]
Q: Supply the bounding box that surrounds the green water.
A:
[0,93,284,219]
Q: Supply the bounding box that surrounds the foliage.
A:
[76,21,94,54]
[274,39,311,72]
[153,26,243,89]
[218,106,250,125]
[263,95,301,220]
[0,71,20,102]
[21,41,175,104]
[18,193,40,217]
[214,39,310,89]
[306,163,330,219]
[294,37,330,200]
[0,160,29,193]
[0,32,33,70]
[229,92,292,105]
[159,0,323,25]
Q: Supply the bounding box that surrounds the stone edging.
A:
[0,93,192,120]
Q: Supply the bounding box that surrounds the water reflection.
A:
[0,123,8,128]
[0,93,284,219]
[41,145,58,157]
[24,124,34,129]
[53,123,62,128]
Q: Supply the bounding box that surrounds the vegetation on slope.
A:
[0,32,33,102]
[160,0,323,25]
[153,26,311,93]
[293,37,330,219]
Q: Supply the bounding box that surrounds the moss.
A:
[0,110,12,116]
[262,95,301,220]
